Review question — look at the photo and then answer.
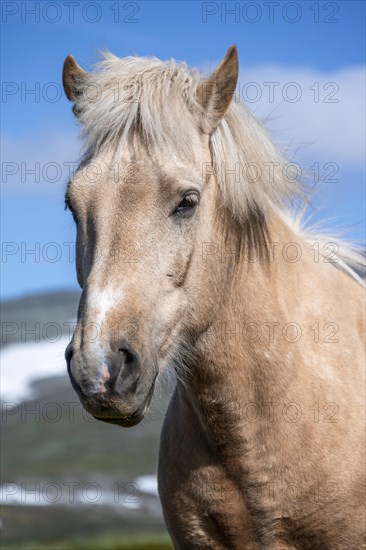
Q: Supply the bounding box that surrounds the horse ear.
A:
[197,45,239,134]
[62,54,87,101]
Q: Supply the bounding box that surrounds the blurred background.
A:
[1,1,365,548]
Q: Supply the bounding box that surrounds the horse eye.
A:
[173,193,199,217]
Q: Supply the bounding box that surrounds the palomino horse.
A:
[62,46,365,548]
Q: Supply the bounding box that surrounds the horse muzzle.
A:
[65,340,158,427]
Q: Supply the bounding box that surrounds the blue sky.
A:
[1,0,365,299]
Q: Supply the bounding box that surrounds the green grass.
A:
[2,376,172,481]
[2,534,173,550]
[1,376,175,548]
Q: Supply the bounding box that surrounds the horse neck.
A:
[187,209,306,408]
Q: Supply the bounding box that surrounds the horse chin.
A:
[91,374,157,428]
[93,413,143,428]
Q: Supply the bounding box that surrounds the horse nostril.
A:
[117,341,137,365]
[65,343,73,363]
[119,347,134,364]
[65,347,83,395]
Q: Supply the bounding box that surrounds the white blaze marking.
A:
[98,363,111,393]
[87,286,124,393]
[88,286,124,325]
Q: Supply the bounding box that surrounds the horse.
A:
[62,46,365,549]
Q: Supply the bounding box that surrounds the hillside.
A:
[1,291,174,549]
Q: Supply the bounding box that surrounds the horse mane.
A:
[73,51,365,285]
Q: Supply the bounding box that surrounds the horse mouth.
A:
[92,374,157,428]
[93,410,143,427]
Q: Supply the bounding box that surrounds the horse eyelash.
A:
[64,196,73,213]
[64,198,79,225]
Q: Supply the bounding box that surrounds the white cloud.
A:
[1,130,80,196]
[237,65,365,166]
